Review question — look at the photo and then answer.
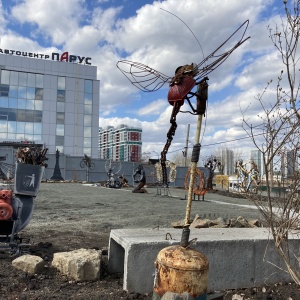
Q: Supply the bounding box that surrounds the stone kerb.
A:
[108,228,300,294]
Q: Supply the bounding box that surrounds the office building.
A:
[99,125,142,162]
[220,148,234,175]
[281,149,296,178]
[250,149,265,176]
[0,50,100,158]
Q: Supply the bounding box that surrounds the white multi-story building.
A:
[99,124,142,162]
[0,50,100,158]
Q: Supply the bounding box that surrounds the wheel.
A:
[115,181,121,189]
[89,162,95,170]
[0,202,13,220]
[80,160,85,168]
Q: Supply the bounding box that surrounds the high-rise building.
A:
[99,124,142,162]
[220,148,234,175]
[0,51,100,158]
[250,149,265,176]
[287,150,296,177]
[280,149,296,178]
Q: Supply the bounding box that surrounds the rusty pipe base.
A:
[152,291,206,299]
[153,245,209,300]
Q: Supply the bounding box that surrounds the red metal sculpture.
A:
[117,18,250,187]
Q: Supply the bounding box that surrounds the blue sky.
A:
[0,0,291,161]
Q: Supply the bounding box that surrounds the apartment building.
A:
[99,124,142,162]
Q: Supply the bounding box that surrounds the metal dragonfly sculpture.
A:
[117,18,250,187]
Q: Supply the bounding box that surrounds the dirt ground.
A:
[0,182,300,300]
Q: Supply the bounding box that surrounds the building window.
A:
[83,80,93,155]
[1,70,10,84]
[84,80,92,94]
[35,88,43,100]
[56,135,64,145]
[0,70,44,143]
[57,77,65,102]
[84,127,91,138]
[57,102,65,112]
[57,90,65,102]
[36,74,43,88]
[10,71,18,85]
[55,77,66,152]
[18,86,26,99]
[18,72,27,86]
[84,115,92,126]
[0,84,9,97]
[84,104,92,114]
[56,112,65,124]
[56,124,64,136]
[58,76,65,90]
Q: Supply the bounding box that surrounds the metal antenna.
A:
[160,8,205,62]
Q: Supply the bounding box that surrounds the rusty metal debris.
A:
[16,146,48,167]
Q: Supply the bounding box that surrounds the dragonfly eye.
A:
[175,66,183,74]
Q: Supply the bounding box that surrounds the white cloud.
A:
[11,0,87,45]
[137,99,168,116]
[1,0,291,162]
[0,2,7,34]
[99,117,142,129]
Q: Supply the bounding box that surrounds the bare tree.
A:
[171,150,191,167]
[242,0,300,284]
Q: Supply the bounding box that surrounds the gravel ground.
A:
[28,182,264,233]
[0,182,299,300]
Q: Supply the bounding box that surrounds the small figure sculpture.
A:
[119,174,129,187]
[132,165,147,193]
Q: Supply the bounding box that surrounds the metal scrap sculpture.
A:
[118,11,250,255]
[80,154,95,170]
[104,159,122,188]
[16,146,48,167]
[117,18,249,188]
[1,146,47,255]
[203,155,222,190]
[236,159,260,193]
[154,160,177,184]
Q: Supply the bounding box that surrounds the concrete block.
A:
[52,248,101,281]
[108,228,300,294]
[12,254,45,274]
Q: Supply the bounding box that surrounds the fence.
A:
[41,154,192,187]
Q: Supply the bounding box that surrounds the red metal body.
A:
[167,75,196,106]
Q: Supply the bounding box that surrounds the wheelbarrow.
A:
[0,163,44,256]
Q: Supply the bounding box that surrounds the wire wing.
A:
[193,20,250,82]
[116,60,171,92]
